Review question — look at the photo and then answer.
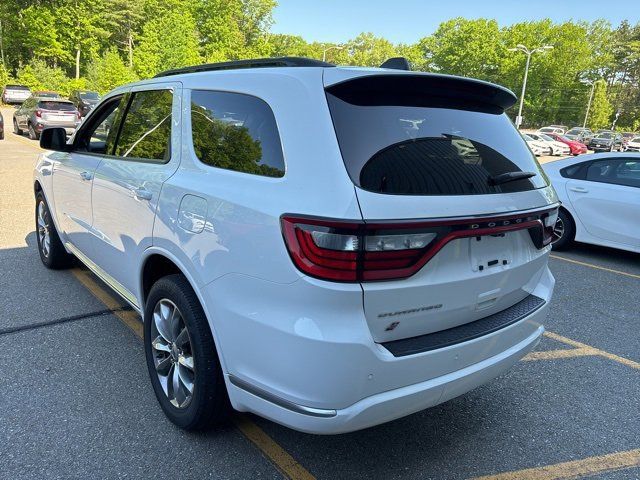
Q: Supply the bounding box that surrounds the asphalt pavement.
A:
[0,105,638,480]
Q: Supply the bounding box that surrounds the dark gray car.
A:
[588,131,624,152]
[69,90,100,117]
[13,97,80,140]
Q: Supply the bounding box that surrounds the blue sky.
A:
[271,0,640,44]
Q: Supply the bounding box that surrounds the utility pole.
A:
[508,44,554,129]
[583,81,596,128]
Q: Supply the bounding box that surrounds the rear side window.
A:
[115,89,172,162]
[38,101,75,111]
[326,78,547,196]
[190,90,285,178]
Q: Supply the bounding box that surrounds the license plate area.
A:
[469,233,513,272]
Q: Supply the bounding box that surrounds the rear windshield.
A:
[326,92,547,196]
[597,132,613,139]
[38,101,75,111]
[6,85,29,90]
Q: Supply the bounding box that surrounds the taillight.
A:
[281,207,558,282]
[77,112,81,120]
[35,110,42,118]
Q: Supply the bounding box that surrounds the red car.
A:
[547,133,588,155]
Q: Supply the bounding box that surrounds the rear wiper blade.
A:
[488,171,536,186]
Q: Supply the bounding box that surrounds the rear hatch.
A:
[38,100,78,124]
[324,70,558,343]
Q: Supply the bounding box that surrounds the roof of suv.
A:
[144,56,517,113]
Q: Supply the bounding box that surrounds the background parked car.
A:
[539,126,566,135]
[522,133,548,156]
[625,136,640,152]
[69,90,100,117]
[546,133,588,155]
[564,127,593,143]
[527,131,570,155]
[1,84,31,104]
[621,132,637,148]
[13,97,80,140]
[587,131,624,152]
[0,111,4,140]
[32,91,61,99]
[542,153,640,252]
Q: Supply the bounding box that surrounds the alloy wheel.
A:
[551,217,565,244]
[37,201,51,258]
[150,299,195,408]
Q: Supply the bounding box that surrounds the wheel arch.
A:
[138,247,230,373]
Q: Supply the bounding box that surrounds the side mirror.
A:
[40,127,70,151]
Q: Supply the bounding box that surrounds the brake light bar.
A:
[281,206,558,282]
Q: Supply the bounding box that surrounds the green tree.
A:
[87,48,137,93]
[347,33,398,67]
[15,59,69,93]
[587,79,613,129]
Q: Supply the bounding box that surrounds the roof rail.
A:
[154,57,334,78]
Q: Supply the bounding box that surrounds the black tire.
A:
[13,118,22,135]
[144,274,229,431]
[551,209,575,251]
[28,122,39,140]
[35,192,74,269]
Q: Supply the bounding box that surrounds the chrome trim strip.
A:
[228,375,337,418]
[65,242,141,312]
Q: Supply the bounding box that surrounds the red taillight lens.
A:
[77,112,81,120]
[35,110,42,118]
[281,208,558,283]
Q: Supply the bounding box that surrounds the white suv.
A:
[34,57,558,434]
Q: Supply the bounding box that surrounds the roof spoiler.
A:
[326,74,517,114]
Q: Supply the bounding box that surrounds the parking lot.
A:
[1,104,638,479]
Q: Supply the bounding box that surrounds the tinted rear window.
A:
[38,101,75,111]
[326,90,547,196]
[6,85,29,90]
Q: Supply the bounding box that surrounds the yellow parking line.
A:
[549,254,640,280]
[71,268,143,337]
[522,348,597,361]
[234,415,316,480]
[8,132,45,150]
[70,266,315,480]
[544,331,640,370]
[473,448,640,480]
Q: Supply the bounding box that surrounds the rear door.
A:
[90,82,180,302]
[324,72,557,342]
[566,158,640,247]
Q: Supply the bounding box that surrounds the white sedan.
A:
[523,133,549,156]
[529,132,571,156]
[542,153,640,252]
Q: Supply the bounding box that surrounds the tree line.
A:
[1,1,639,130]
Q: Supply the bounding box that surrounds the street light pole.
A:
[322,45,344,62]
[508,44,554,129]
[583,81,596,128]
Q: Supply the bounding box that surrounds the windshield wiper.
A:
[488,171,536,186]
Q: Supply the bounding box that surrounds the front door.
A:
[51,94,126,259]
[90,83,181,303]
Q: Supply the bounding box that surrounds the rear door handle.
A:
[79,171,93,181]
[569,186,588,193]
[133,187,153,201]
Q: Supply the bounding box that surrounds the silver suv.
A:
[14,97,80,140]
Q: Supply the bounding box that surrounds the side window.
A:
[190,90,285,177]
[586,159,640,188]
[114,89,173,163]
[75,96,124,155]
[560,164,583,179]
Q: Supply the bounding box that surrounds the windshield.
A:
[6,85,29,91]
[79,91,100,100]
[326,94,547,196]
[598,132,613,139]
[38,101,76,111]
[539,134,554,141]
[539,128,554,133]
[632,137,640,143]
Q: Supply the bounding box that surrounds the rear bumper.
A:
[229,323,544,434]
[205,264,554,434]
